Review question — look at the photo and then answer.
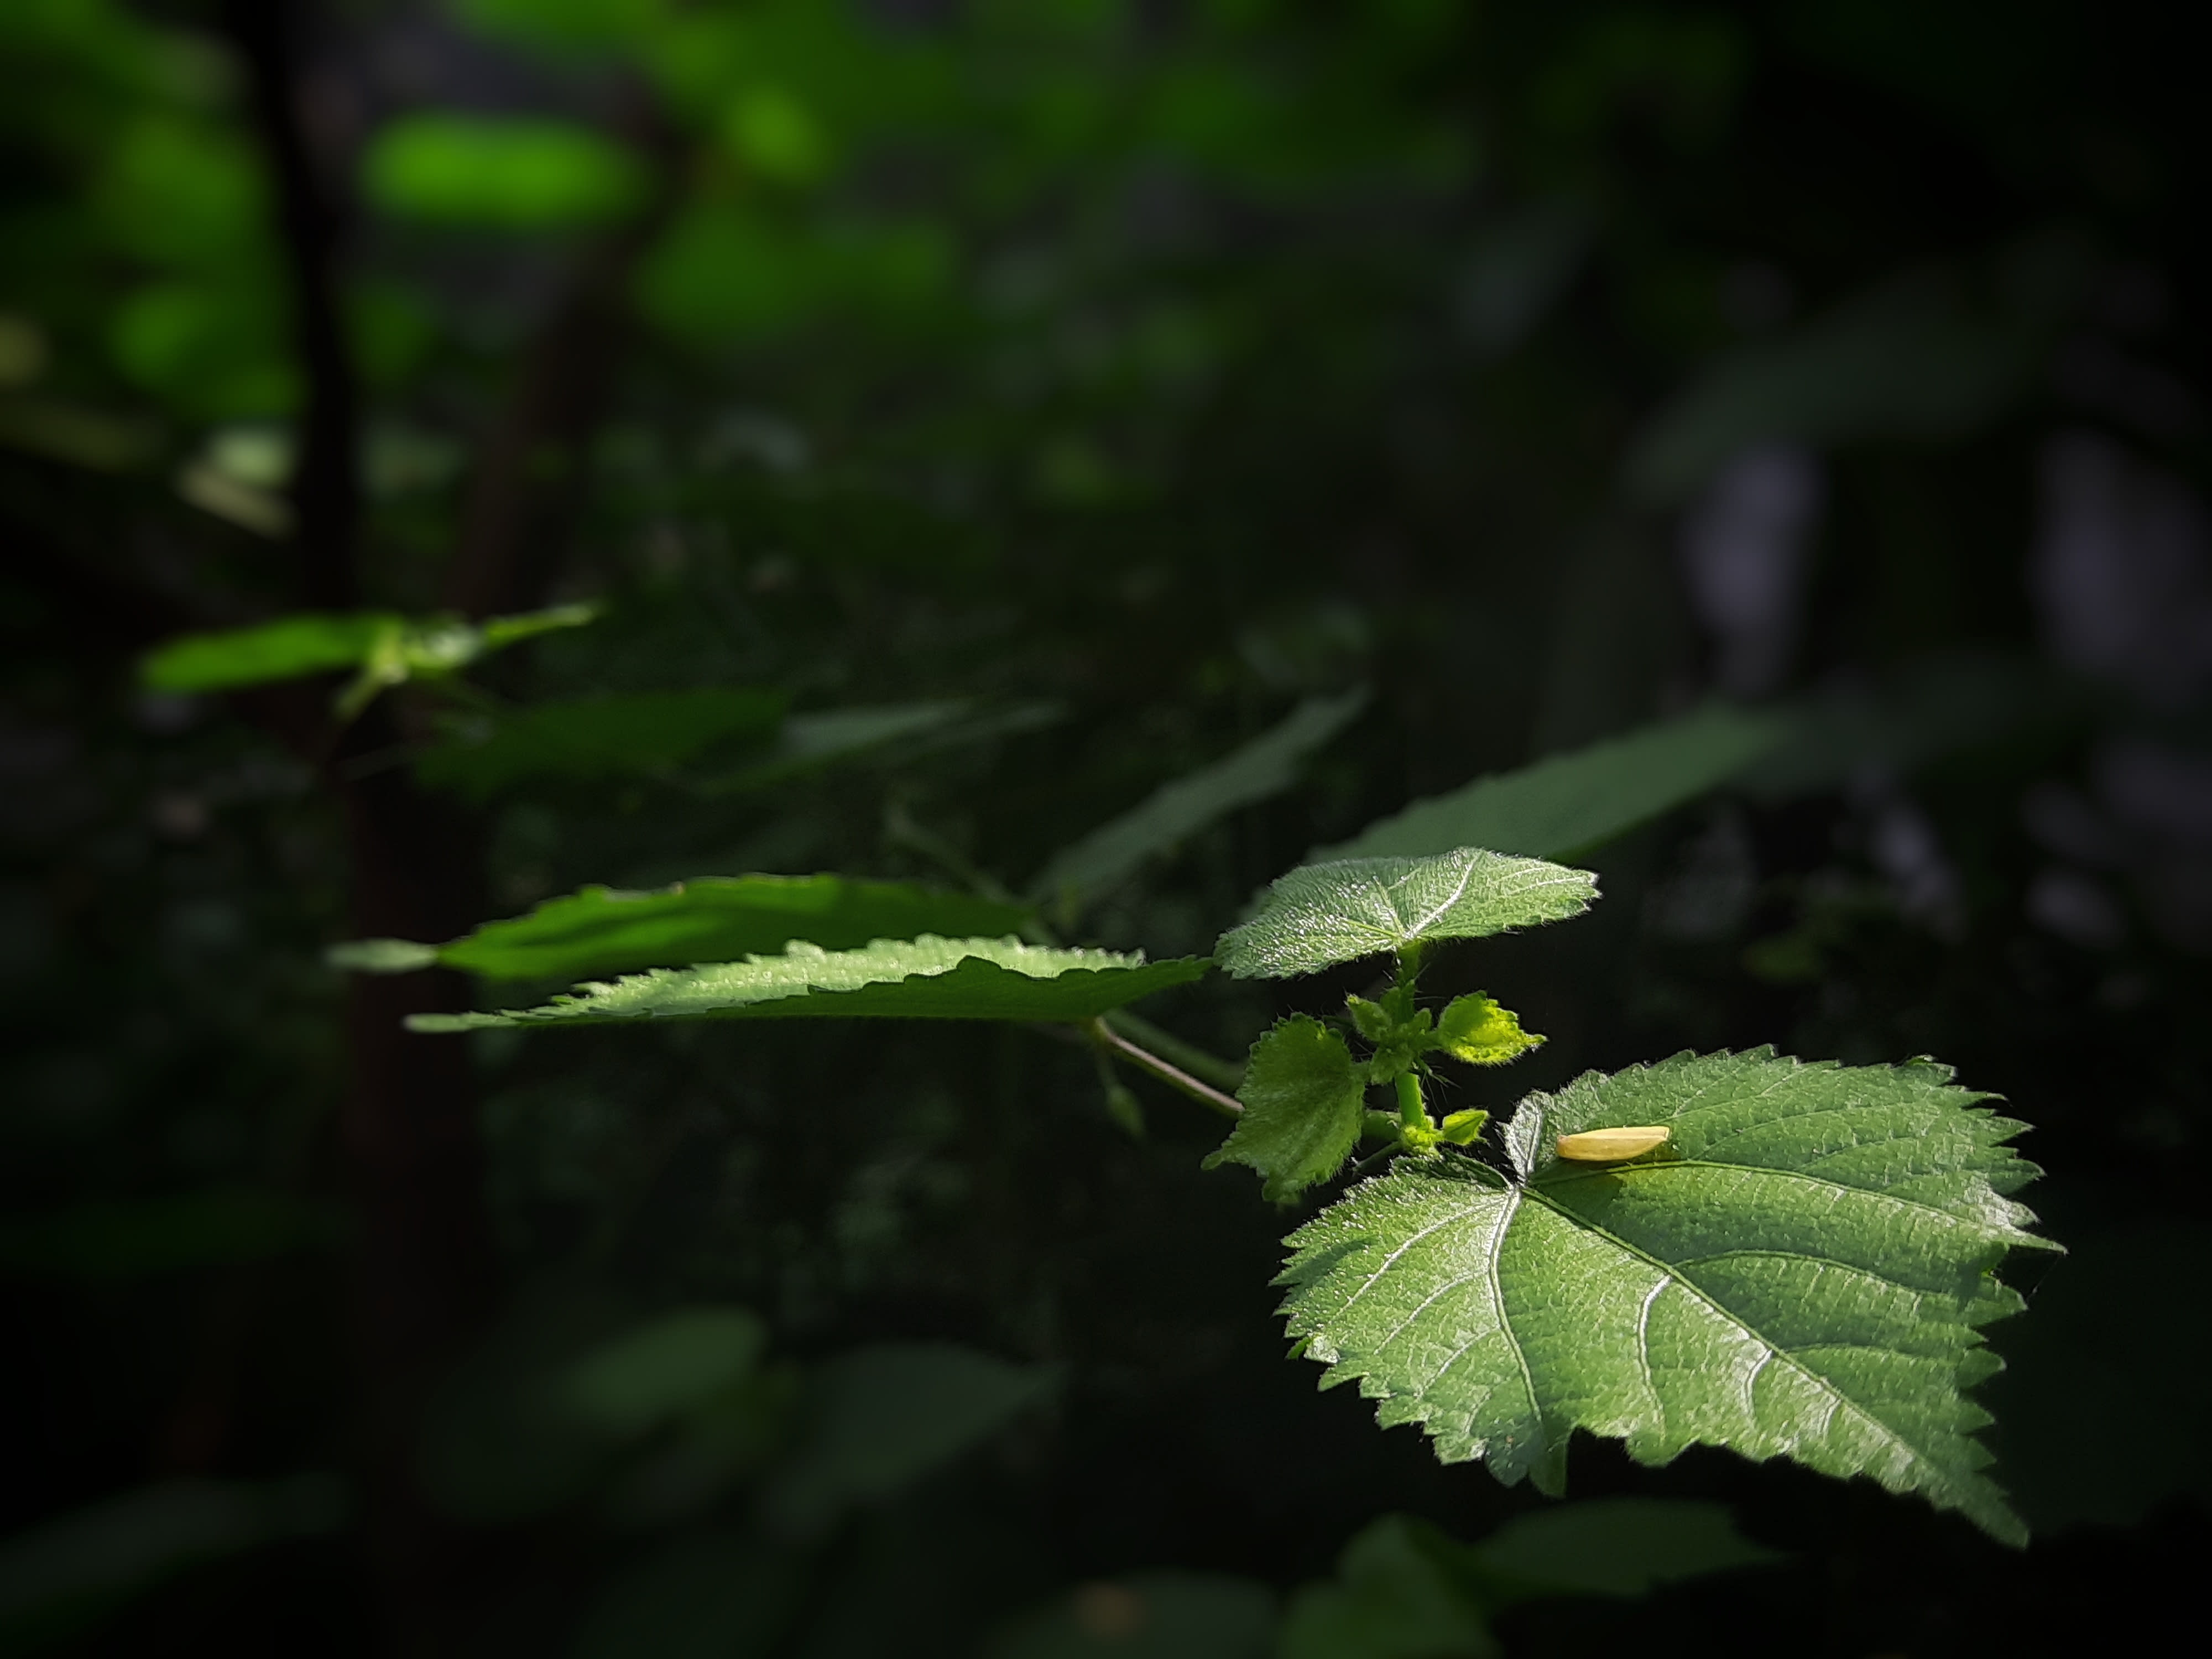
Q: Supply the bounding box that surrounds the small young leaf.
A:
[1277,1048,2051,1543]
[1204,1016,1367,1203]
[1029,688,1367,918]
[1315,705,1782,864]
[1218,848,1597,979]
[1430,994,1543,1066]
[406,936,1208,1031]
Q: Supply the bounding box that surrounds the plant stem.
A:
[1100,1009,1244,1092]
[1395,1070,1428,1129]
[1086,1018,1241,1119]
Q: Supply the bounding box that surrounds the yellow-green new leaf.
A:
[1278,1049,2052,1543]
[1218,848,1597,979]
[1430,994,1543,1066]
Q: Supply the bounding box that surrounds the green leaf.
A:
[1218,849,1597,980]
[336,874,1033,983]
[140,612,401,693]
[1472,1497,1780,1603]
[407,936,1209,1031]
[1029,689,1367,919]
[1316,705,1782,865]
[701,700,978,791]
[1277,1050,2049,1543]
[138,603,597,701]
[363,114,646,229]
[415,688,789,797]
[575,1530,804,1659]
[1279,1514,1496,1659]
[1203,1016,1367,1203]
[558,1308,768,1437]
[763,1343,1055,1532]
[988,1573,1276,1659]
[1430,994,1543,1067]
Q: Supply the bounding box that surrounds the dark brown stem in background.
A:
[223,0,359,607]
[225,4,496,1653]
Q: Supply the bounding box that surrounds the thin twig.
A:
[1086,1016,1242,1119]
[1100,1009,1244,1093]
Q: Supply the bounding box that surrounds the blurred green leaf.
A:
[0,1187,336,1279]
[1218,849,1597,979]
[575,1530,806,1659]
[1470,1497,1781,1602]
[1203,1015,1365,1203]
[764,1342,1055,1532]
[415,688,788,797]
[363,114,647,230]
[1317,705,1783,865]
[1279,1514,1495,1659]
[409,937,1210,1031]
[1030,689,1366,920]
[138,603,597,701]
[335,874,1032,983]
[560,1307,768,1436]
[988,1572,1276,1659]
[0,1477,343,1635]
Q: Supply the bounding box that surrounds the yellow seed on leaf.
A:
[1554,1125,1671,1162]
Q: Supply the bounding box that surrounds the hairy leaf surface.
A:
[1278,1050,2048,1542]
[408,936,1207,1031]
[1204,1016,1367,1203]
[1218,849,1596,979]
[1316,706,1781,865]
[1030,688,1366,917]
[336,874,1032,983]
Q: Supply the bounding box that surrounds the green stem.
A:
[1100,1010,1244,1093]
[1086,1018,1241,1119]
[1395,1070,1428,1129]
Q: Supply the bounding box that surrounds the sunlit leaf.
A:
[408,936,1209,1031]
[1031,689,1366,919]
[335,873,1032,983]
[1218,849,1597,979]
[1279,1050,2050,1543]
[1203,1016,1366,1203]
[1316,705,1782,865]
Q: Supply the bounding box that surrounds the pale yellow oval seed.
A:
[1554,1125,1671,1162]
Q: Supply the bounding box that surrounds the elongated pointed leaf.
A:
[1218,848,1596,979]
[1277,1050,2050,1543]
[336,874,1032,983]
[415,690,789,797]
[1031,689,1368,916]
[1316,705,1782,865]
[139,603,597,697]
[1204,1016,1366,1202]
[408,936,1208,1031]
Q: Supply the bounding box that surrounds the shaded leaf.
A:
[138,603,596,700]
[1218,849,1595,979]
[337,874,1032,983]
[763,1343,1054,1532]
[559,1307,769,1437]
[414,688,789,797]
[363,113,646,229]
[1030,689,1367,918]
[1204,1016,1366,1203]
[574,1528,805,1659]
[988,1573,1276,1659]
[408,936,1208,1031]
[0,1187,337,1279]
[1279,1514,1496,1659]
[1279,1050,2049,1543]
[1472,1497,1780,1603]
[1316,705,1781,865]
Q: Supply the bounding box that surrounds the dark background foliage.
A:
[3,1,2208,1655]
